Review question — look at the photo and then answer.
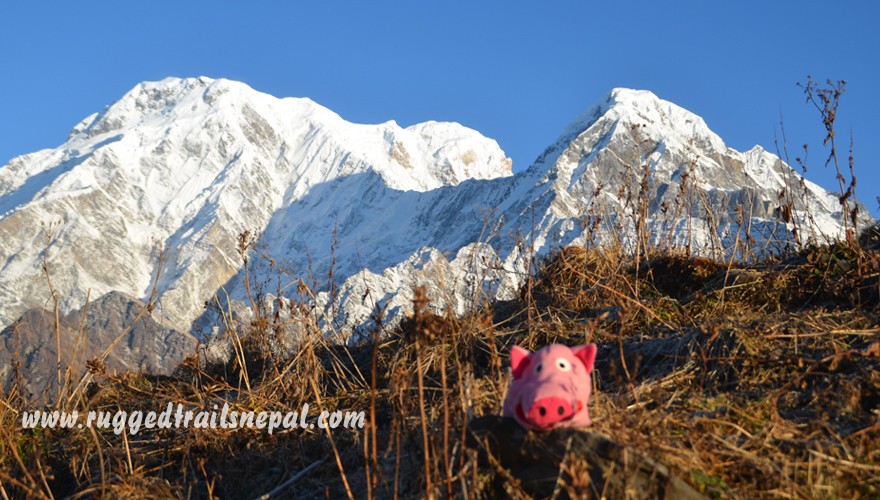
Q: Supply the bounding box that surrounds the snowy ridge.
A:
[0,78,867,340]
[0,77,512,329]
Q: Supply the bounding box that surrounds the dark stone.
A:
[466,415,705,499]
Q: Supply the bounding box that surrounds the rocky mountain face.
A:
[0,78,865,356]
[0,291,197,402]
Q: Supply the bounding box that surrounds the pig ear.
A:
[572,344,597,373]
[510,346,531,379]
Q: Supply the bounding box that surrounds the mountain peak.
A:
[140,75,214,89]
[55,76,513,200]
[75,77,213,139]
[558,87,726,153]
[606,87,661,104]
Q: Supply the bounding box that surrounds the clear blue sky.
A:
[2,1,878,213]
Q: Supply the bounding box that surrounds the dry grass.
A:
[1,230,879,499]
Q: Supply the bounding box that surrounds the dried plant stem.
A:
[309,377,354,500]
[439,339,452,498]
[414,336,433,498]
[39,248,62,403]
[256,459,324,499]
[60,289,90,406]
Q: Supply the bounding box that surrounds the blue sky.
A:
[1,1,878,213]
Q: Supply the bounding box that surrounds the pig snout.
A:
[524,396,575,429]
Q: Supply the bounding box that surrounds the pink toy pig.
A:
[502,343,598,430]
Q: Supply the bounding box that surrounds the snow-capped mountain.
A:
[0,78,863,341]
[0,77,511,334]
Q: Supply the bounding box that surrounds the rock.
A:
[0,291,197,403]
[466,415,705,499]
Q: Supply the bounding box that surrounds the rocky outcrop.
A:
[466,415,705,499]
[0,291,197,403]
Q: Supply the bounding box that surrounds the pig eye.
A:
[534,362,543,374]
[555,358,572,372]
